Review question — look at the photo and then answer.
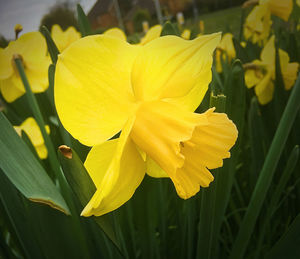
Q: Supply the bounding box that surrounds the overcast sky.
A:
[0,0,96,40]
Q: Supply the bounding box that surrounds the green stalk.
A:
[230,74,300,259]
[14,57,91,257]
[14,57,63,185]
[196,94,226,259]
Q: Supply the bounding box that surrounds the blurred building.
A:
[87,0,192,33]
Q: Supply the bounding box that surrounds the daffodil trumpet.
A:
[55,33,238,217]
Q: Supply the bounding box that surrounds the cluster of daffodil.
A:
[236,0,299,104]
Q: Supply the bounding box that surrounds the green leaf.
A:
[265,213,300,259]
[57,146,122,253]
[0,112,70,214]
[41,26,60,64]
[77,4,91,37]
[160,21,178,36]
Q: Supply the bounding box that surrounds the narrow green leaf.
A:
[0,112,69,214]
[57,146,122,252]
[265,213,300,259]
[230,73,300,259]
[41,26,60,64]
[161,21,178,36]
[77,4,91,37]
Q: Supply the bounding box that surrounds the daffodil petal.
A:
[282,63,299,90]
[55,35,141,146]
[260,35,275,65]
[132,33,221,111]
[35,144,48,159]
[24,68,49,93]
[81,118,145,216]
[0,76,25,103]
[12,32,47,64]
[0,48,13,80]
[104,28,127,41]
[146,157,169,178]
[139,25,162,45]
[255,73,274,105]
[266,0,293,21]
[19,117,45,146]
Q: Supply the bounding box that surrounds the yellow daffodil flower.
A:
[14,117,50,159]
[244,3,272,44]
[51,24,81,52]
[244,35,299,105]
[181,29,191,40]
[0,32,50,103]
[55,33,238,217]
[244,0,293,44]
[215,33,236,73]
[259,0,293,21]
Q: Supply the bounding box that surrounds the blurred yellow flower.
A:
[244,3,272,44]
[14,24,23,39]
[243,0,292,44]
[215,33,236,73]
[244,35,299,105]
[51,24,81,52]
[55,33,238,217]
[260,0,293,21]
[199,20,205,34]
[14,24,23,32]
[181,29,191,40]
[0,32,50,103]
[142,21,150,33]
[14,117,50,159]
[297,0,300,7]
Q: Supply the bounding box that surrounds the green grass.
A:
[186,6,243,37]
